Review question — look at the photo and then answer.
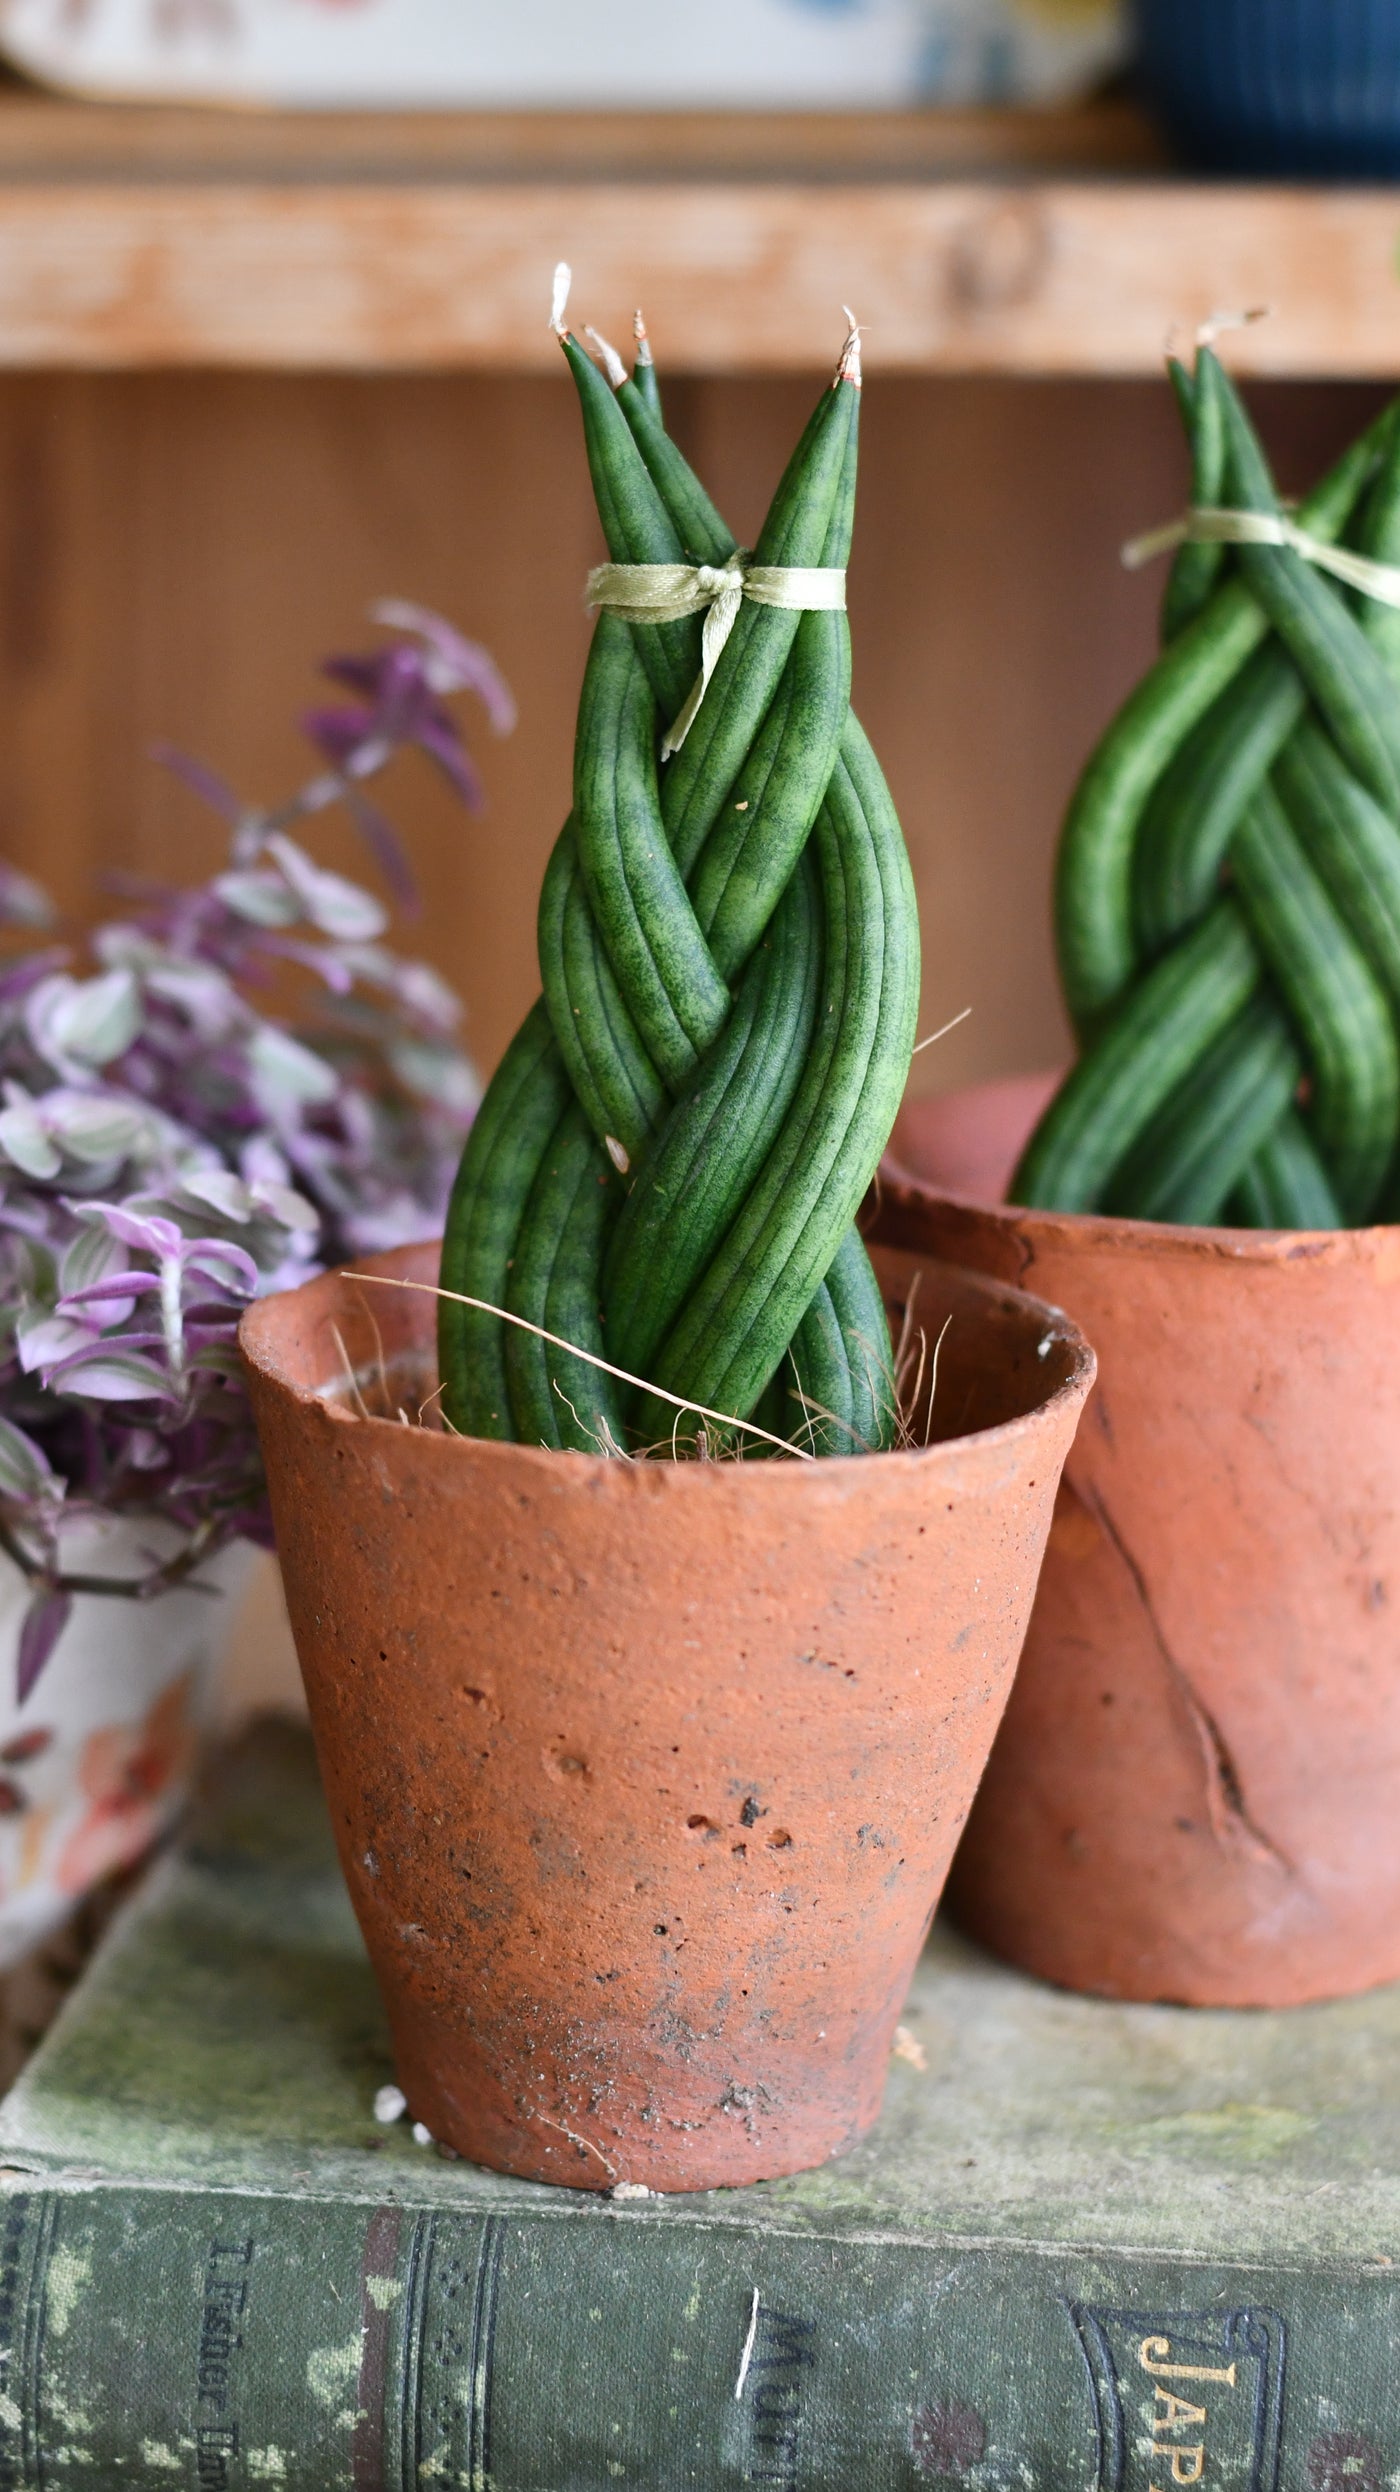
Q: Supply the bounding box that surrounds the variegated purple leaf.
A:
[44,1345,180,1401]
[410,715,487,811]
[214,868,302,929]
[0,602,499,1573]
[149,741,244,825]
[262,835,388,943]
[254,936,357,993]
[16,1311,97,1374]
[0,1415,54,1499]
[344,789,416,911]
[0,1103,60,1181]
[246,1026,339,1115]
[176,1169,253,1223]
[238,1135,292,1190]
[0,864,57,931]
[57,1271,162,1308]
[246,1179,318,1234]
[78,1204,185,1258]
[391,959,462,1033]
[16,1587,72,1703]
[57,1224,131,1297]
[370,600,518,730]
[29,969,140,1070]
[140,956,243,1038]
[184,1341,247,1378]
[44,1095,154,1164]
[181,1240,260,1297]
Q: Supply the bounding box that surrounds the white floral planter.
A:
[0,1518,254,1971]
[0,0,1124,109]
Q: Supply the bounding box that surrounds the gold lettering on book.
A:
[1139,2338,1238,2387]
[1137,2334,1243,2492]
[1070,2302,1282,2492]
[1154,2393,1208,2430]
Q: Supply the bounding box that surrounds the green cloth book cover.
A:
[0,1721,1395,2488]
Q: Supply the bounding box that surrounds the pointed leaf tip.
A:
[17,1587,72,1704]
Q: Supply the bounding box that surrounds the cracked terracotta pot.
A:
[240,1234,1092,2192]
[880,1075,1400,2009]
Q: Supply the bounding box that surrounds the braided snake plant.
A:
[438,299,920,1457]
[1016,346,1400,1230]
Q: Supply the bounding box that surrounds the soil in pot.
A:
[883,1079,1400,2010]
[240,1234,1092,2193]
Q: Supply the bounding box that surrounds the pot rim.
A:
[888,1074,1400,1274]
[238,1235,1096,1488]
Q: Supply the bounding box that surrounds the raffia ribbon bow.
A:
[1122,505,1400,611]
[586,553,848,755]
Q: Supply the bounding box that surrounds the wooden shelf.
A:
[0,92,1394,375]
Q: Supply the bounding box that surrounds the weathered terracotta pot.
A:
[882,1076,1400,2009]
[240,1235,1092,2192]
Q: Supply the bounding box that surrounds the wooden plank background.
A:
[0,369,1380,1103]
[4,183,1400,376]
[0,98,1163,180]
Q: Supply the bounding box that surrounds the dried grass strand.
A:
[342,1272,816,1462]
[328,1323,373,1424]
[910,1005,972,1057]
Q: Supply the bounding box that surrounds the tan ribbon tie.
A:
[586,553,848,755]
[1122,505,1400,612]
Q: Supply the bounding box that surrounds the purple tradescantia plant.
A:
[0,605,509,1694]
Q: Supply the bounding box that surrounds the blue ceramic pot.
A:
[1133,0,1400,176]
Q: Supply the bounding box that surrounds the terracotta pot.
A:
[240,1236,1092,2193]
[881,1077,1400,2009]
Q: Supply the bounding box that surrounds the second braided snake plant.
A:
[438,299,920,1457]
[1016,345,1400,1231]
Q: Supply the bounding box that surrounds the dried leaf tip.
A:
[835,307,863,389]
[1195,303,1269,351]
[550,261,573,339]
[633,308,655,367]
[585,326,629,390]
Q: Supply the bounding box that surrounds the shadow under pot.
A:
[239,1234,1092,2195]
[880,1075,1400,2010]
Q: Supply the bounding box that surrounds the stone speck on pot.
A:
[241,1235,1093,2193]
